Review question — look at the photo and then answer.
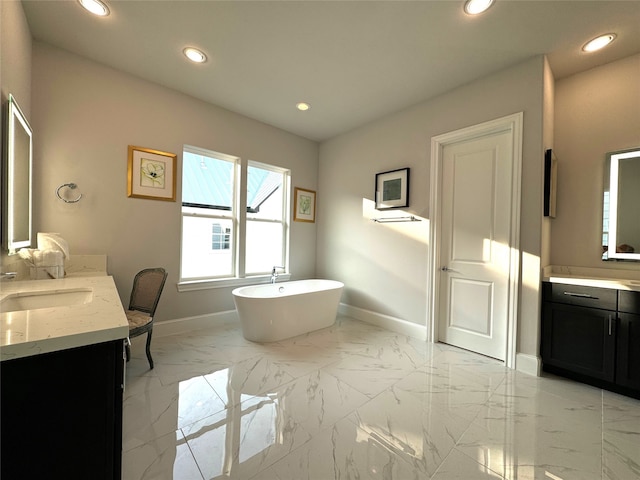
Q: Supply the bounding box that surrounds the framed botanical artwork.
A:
[293,187,316,223]
[375,167,410,210]
[127,145,177,201]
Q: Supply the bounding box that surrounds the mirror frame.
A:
[3,94,33,254]
[603,146,640,261]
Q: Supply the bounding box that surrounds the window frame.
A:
[244,159,290,277]
[178,146,291,291]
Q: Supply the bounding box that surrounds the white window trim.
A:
[177,273,292,292]
[179,146,291,290]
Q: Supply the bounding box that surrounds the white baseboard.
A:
[154,310,238,338]
[516,353,541,376]
[153,305,427,340]
[338,303,427,340]
[150,306,538,376]
[153,303,542,377]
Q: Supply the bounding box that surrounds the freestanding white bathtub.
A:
[232,279,344,342]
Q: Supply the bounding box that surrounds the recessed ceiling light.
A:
[183,47,207,64]
[464,0,495,15]
[582,33,617,53]
[78,0,110,17]
[296,102,311,111]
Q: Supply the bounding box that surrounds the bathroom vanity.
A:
[0,275,129,479]
[541,271,640,399]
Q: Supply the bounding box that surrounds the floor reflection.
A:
[178,365,309,479]
[122,316,640,480]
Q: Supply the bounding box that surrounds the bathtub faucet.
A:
[271,266,285,284]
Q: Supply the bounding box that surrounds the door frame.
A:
[427,112,523,369]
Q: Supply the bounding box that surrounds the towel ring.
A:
[56,183,83,203]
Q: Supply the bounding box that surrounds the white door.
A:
[437,129,515,361]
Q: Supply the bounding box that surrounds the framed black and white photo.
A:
[375,168,410,210]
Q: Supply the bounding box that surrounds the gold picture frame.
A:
[293,187,316,223]
[127,145,177,201]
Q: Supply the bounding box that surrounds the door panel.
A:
[438,130,513,360]
[449,278,493,336]
[450,149,495,263]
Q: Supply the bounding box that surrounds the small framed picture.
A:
[375,167,410,210]
[293,187,316,223]
[127,145,177,201]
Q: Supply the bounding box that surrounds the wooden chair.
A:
[125,267,167,369]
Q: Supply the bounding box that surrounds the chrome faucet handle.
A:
[270,266,285,284]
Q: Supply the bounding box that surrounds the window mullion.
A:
[283,171,291,271]
[236,158,248,278]
[245,218,282,224]
[182,212,233,220]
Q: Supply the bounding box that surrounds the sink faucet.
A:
[271,266,285,284]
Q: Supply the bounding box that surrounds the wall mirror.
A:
[602,146,640,261]
[3,94,33,254]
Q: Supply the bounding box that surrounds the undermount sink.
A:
[1,288,93,313]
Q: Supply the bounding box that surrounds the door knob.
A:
[441,266,460,273]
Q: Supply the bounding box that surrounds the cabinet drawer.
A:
[619,290,640,314]
[546,282,617,310]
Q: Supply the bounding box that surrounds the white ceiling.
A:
[22,1,640,142]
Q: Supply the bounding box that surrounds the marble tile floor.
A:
[122,316,640,480]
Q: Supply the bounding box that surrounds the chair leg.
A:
[145,329,154,370]
[125,340,131,363]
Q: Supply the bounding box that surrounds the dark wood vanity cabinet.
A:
[541,282,640,399]
[616,290,640,391]
[0,339,125,479]
[541,282,617,382]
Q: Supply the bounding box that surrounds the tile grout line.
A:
[181,426,207,480]
[437,372,511,480]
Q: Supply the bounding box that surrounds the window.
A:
[180,146,289,283]
[212,224,230,250]
[245,163,287,274]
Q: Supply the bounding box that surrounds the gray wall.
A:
[1,0,31,115]
[541,57,555,270]
[1,0,32,269]
[553,54,640,270]
[30,43,319,321]
[317,56,547,358]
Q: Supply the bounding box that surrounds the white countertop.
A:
[0,276,129,361]
[542,266,640,292]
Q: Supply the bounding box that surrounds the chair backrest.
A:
[128,268,168,316]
